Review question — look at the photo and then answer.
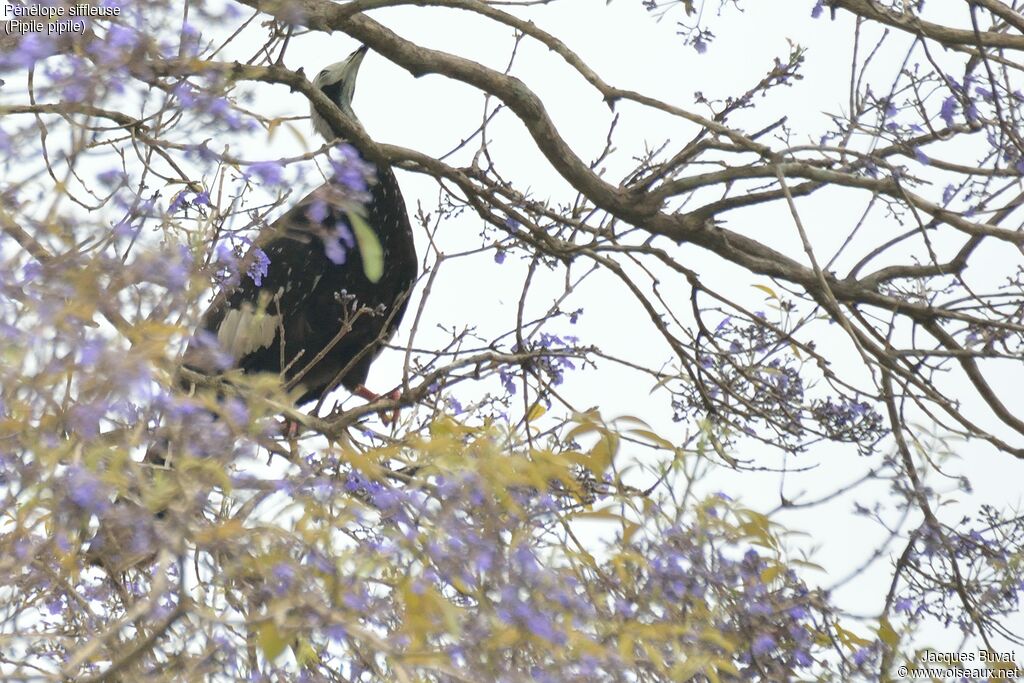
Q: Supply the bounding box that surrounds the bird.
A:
[181,45,417,424]
[85,47,416,570]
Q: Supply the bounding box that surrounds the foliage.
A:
[2,0,1024,680]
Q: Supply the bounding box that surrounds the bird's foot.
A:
[354,385,402,425]
[282,417,303,438]
[268,416,303,439]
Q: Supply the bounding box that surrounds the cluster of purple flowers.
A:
[171,81,255,133]
[811,397,886,452]
[896,510,1024,635]
[676,315,887,455]
[329,144,374,194]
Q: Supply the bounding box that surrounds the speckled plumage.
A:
[185,47,417,408]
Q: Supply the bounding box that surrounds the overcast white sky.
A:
[89,0,1024,655]
[198,0,1024,652]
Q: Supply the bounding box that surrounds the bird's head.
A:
[310,45,369,139]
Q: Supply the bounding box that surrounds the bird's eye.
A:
[319,69,328,77]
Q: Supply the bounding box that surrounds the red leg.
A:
[354,385,401,425]
[272,417,303,438]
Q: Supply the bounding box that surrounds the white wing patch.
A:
[217,290,282,359]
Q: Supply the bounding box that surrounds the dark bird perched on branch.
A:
[183,45,417,420]
[88,47,416,570]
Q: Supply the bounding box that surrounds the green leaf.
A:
[347,209,384,283]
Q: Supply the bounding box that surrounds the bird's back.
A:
[187,159,417,407]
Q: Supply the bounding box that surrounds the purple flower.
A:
[751,634,776,656]
[330,164,367,193]
[942,184,956,204]
[940,96,957,127]
[494,250,506,264]
[811,1,824,18]
[193,191,211,207]
[68,402,105,439]
[336,165,367,192]
[186,142,220,164]
[113,219,138,239]
[181,23,200,41]
[63,82,89,102]
[169,191,190,214]
[693,37,707,54]
[513,544,539,577]
[215,243,240,286]
[914,148,929,165]
[46,597,64,615]
[97,168,127,187]
[65,465,111,514]
[152,245,193,291]
[324,227,350,265]
[106,24,138,50]
[247,248,270,286]
[223,397,248,426]
[78,339,104,367]
[305,199,330,223]
[271,563,295,595]
[172,82,198,108]
[473,547,494,573]
[894,597,913,613]
[523,611,562,643]
[328,144,373,193]
[216,242,238,266]
[207,98,244,130]
[1,34,56,69]
[499,367,517,395]
[248,161,284,186]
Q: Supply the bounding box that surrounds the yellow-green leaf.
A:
[628,428,675,450]
[835,625,874,649]
[760,563,783,584]
[292,638,320,667]
[347,209,384,283]
[877,616,899,647]
[257,621,289,661]
[267,117,283,140]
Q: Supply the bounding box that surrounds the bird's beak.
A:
[310,45,371,137]
[347,45,369,73]
[334,45,369,114]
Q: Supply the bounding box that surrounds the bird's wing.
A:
[185,182,355,373]
[214,290,283,361]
